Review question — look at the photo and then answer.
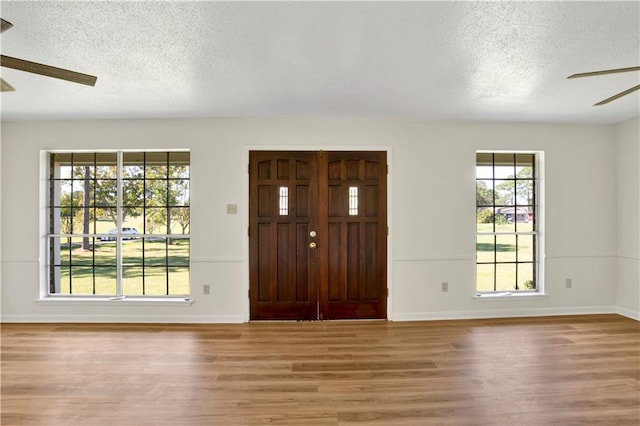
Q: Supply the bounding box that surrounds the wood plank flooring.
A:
[1,315,639,425]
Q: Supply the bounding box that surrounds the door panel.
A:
[250,152,318,320]
[320,151,387,320]
[249,150,386,320]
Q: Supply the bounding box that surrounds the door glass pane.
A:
[279,186,289,216]
[349,186,358,216]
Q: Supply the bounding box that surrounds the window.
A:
[279,186,289,215]
[348,186,358,215]
[48,151,190,297]
[476,152,538,293]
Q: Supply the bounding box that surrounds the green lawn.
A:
[57,238,189,296]
[476,223,535,292]
[57,218,533,295]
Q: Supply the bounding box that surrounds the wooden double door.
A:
[249,151,387,320]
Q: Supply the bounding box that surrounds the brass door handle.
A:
[309,242,317,249]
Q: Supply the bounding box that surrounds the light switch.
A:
[226,204,238,214]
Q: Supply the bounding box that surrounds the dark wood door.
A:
[320,151,387,320]
[249,151,387,320]
[249,151,319,320]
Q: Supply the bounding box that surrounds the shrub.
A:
[476,209,494,223]
[494,214,509,225]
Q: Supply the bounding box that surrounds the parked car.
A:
[99,227,139,241]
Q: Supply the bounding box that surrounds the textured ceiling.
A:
[0,1,639,123]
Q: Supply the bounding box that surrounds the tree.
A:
[144,165,189,241]
[173,202,190,234]
[68,162,188,240]
[495,167,533,206]
[73,166,145,227]
[476,180,495,207]
[59,192,83,235]
[59,191,83,248]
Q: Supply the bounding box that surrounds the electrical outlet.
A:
[565,278,572,289]
[203,284,210,295]
[441,282,449,292]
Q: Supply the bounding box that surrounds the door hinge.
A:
[386,164,389,174]
[248,226,250,237]
[248,164,250,174]
[386,287,389,298]
[248,288,251,299]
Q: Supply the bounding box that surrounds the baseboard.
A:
[0,314,245,324]
[391,305,618,321]
[3,307,633,323]
[616,306,640,321]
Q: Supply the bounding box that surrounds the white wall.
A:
[615,117,640,320]
[0,124,3,314]
[0,118,624,322]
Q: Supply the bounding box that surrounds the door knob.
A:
[309,242,317,249]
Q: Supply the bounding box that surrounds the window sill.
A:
[36,297,194,307]
[473,292,548,301]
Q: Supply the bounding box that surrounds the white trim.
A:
[473,292,549,300]
[36,297,194,306]
[190,257,243,263]
[394,256,474,262]
[5,309,630,324]
[475,150,545,295]
[41,150,192,299]
[616,306,640,321]
[48,234,190,238]
[545,254,617,259]
[389,254,620,262]
[116,151,124,295]
[477,231,537,236]
[391,305,617,321]
[1,314,244,324]
[46,148,189,153]
[616,254,640,261]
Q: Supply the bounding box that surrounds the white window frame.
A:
[475,151,544,296]
[43,150,191,300]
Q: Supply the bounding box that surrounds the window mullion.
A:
[166,153,170,296]
[142,152,147,296]
[116,151,124,296]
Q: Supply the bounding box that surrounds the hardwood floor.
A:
[1,315,639,425]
